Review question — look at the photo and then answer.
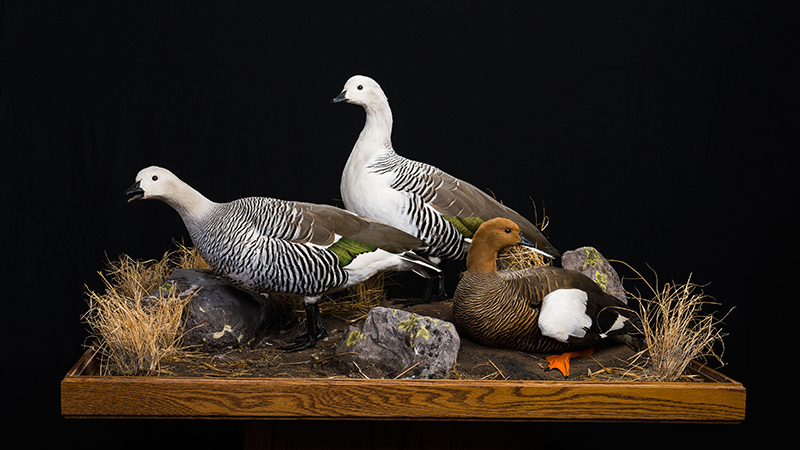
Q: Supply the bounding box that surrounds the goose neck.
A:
[466,243,501,274]
[164,181,215,228]
[359,101,393,146]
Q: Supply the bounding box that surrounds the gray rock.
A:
[561,247,627,304]
[150,269,275,351]
[336,306,460,379]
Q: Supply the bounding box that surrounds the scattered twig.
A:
[353,362,370,379]
[488,359,506,380]
[394,360,422,379]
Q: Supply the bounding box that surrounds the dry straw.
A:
[82,242,208,376]
[488,236,731,382]
[591,262,732,382]
[82,243,388,376]
[320,273,386,322]
[84,256,190,375]
[496,244,550,270]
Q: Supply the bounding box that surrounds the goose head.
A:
[466,218,537,272]
[125,166,213,224]
[331,75,389,107]
[125,166,182,203]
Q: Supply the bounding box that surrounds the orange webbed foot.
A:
[545,348,595,377]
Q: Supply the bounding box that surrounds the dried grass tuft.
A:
[303,273,384,323]
[589,263,731,382]
[171,240,211,271]
[496,245,550,270]
[84,240,392,376]
[635,277,729,381]
[323,273,386,321]
[82,243,208,376]
[271,273,387,328]
[83,259,190,376]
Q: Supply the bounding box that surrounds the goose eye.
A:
[152,175,158,181]
[357,85,363,90]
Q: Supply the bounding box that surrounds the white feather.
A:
[600,314,630,338]
[538,288,592,343]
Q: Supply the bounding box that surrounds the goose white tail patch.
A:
[538,289,592,343]
[600,313,630,338]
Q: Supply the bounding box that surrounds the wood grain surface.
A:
[62,374,744,422]
[61,342,744,422]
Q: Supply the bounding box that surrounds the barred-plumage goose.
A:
[332,75,559,303]
[125,166,439,352]
[452,218,640,376]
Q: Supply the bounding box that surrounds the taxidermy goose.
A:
[332,75,559,303]
[125,166,440,352]
[452,218,641,376]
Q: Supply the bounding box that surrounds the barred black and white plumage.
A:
[193,200,348,295]
[452,218,641,374]
[125,166,439,352]
[333,75,559,303]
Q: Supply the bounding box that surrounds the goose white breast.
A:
[332,75,559,304]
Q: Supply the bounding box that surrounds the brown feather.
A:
[421,171,558,256]
[292,203,426,253]
[455,270,587,353]
[453,218,637,353]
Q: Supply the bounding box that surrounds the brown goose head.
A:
[466,218,537,273]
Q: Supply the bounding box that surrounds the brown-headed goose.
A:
[452,218,641,376]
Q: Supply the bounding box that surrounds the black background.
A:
[3,1,795,447]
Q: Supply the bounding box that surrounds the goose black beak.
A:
[518,235,537,248]
[331,91,347,104]
[125,181,144,202]
[518,234,558,259]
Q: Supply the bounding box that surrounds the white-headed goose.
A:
[332,75,559,304]
[125,166,439,352]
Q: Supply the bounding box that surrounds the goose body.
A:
[126,166,439,351]
[452,218,640,375]
[332,75,559,302]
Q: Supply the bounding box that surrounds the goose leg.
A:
[280,297,328,352]
[545,348,595,377]
[423,274,448,302]
[394,262,449,307]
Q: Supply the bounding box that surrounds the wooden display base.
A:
[61,341,745,423]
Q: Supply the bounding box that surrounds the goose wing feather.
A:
[509,266,639,338]
[391,158,555,252]
[498,266,603,307]
[291,202,426,253]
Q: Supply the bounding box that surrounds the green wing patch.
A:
[329,237,378,266]
[443,216,485,238]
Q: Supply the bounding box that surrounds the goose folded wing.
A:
[514,267,638,336]
[293,203,427,253]
[507,266,606,308]
[406,166,549,245]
